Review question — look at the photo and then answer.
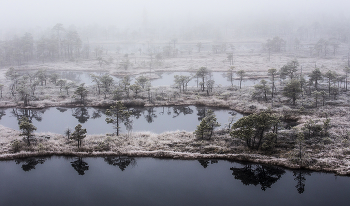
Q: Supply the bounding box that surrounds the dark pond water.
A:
[0,106,240,135]
[57,71,265,87]
[0,157,349,206]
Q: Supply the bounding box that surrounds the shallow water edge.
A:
[1,150,348,176]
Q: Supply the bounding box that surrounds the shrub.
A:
[11,139,22,153]
[261,132,277,151]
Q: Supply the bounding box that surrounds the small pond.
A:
[0,157,349,206]
[0,106,240,135]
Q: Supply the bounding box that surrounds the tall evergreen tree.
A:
[105,101,132,136]
[283,79,302,105]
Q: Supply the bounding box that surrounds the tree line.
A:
[0,23,88,66]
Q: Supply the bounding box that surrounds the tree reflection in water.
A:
[196,107,207,121]
[56,107,68,113]
[144,107,157,123]
[293,169,311,194]
[130,108,143,119]
[91,108,104,119]
[11,108,46,123]
[0,109,6,120]
[230,164,285,191]
[71,157,89,175]
[198,159,218,168]
[172,106,193,118]
[15,157,47,172]
[72,107,90,123]
[104,156,136,171]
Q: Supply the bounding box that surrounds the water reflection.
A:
[15,157,47,172]
[56,107,68,113]
[91,108,104,119]
[293,169,311,194]
[72,107,90,123]
[1,157,350,205]
[130,107,143,119]
[11,108,47,123]
[71,157,89,175]
[172,106,193,118]
[196,107,207,121]
[104,156,136,171]
[198,159,218,168]
[144,107,157,123]
[230,164,286,191]
[1,106,239,134]
[0,109,5,120]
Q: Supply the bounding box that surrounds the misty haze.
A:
[1,0,350,205]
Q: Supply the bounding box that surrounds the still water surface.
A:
[0,106,240,134]
[0,157,349,206]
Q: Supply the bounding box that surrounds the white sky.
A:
[0,0,349,29]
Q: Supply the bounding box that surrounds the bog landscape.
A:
[1,1,350,205]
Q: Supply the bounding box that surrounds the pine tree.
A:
[105,101,132,136]
[308,68,323,91]
[236,70,245,89]
[19,116,37,146]
[283,79,302,105]
[230,111,278,150]
[74,83,88,104]
[194,109,220,140]
[267,68,278,97]
[71,124,87,148]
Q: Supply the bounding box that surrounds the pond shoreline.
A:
[0,149,349,176]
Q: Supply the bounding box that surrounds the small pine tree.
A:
[194,119,209,140]
[105,101,132,136]
[74,83,88,104]
[194,109,220,140]
[65,128,71,139]
[283,79,302,105]
[19,117,37,146]
[71,124,87,148]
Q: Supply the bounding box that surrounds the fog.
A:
[1,0,350,40]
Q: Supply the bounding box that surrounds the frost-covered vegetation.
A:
[1,21,350,175]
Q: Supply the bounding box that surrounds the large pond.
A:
[56,71,265,87]
[0,157,349,206]
[0,106,240,135]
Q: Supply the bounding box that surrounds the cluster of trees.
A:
[0,23,87,66]
[252,60,349,107]
[173,66,247,95]
[264,35,344,59]
[2,67,154,106]
[230,111,279,150]
[5,68,76,106]
[313,38,340,57]
[265,36,286,53]
[19,115,87,149]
